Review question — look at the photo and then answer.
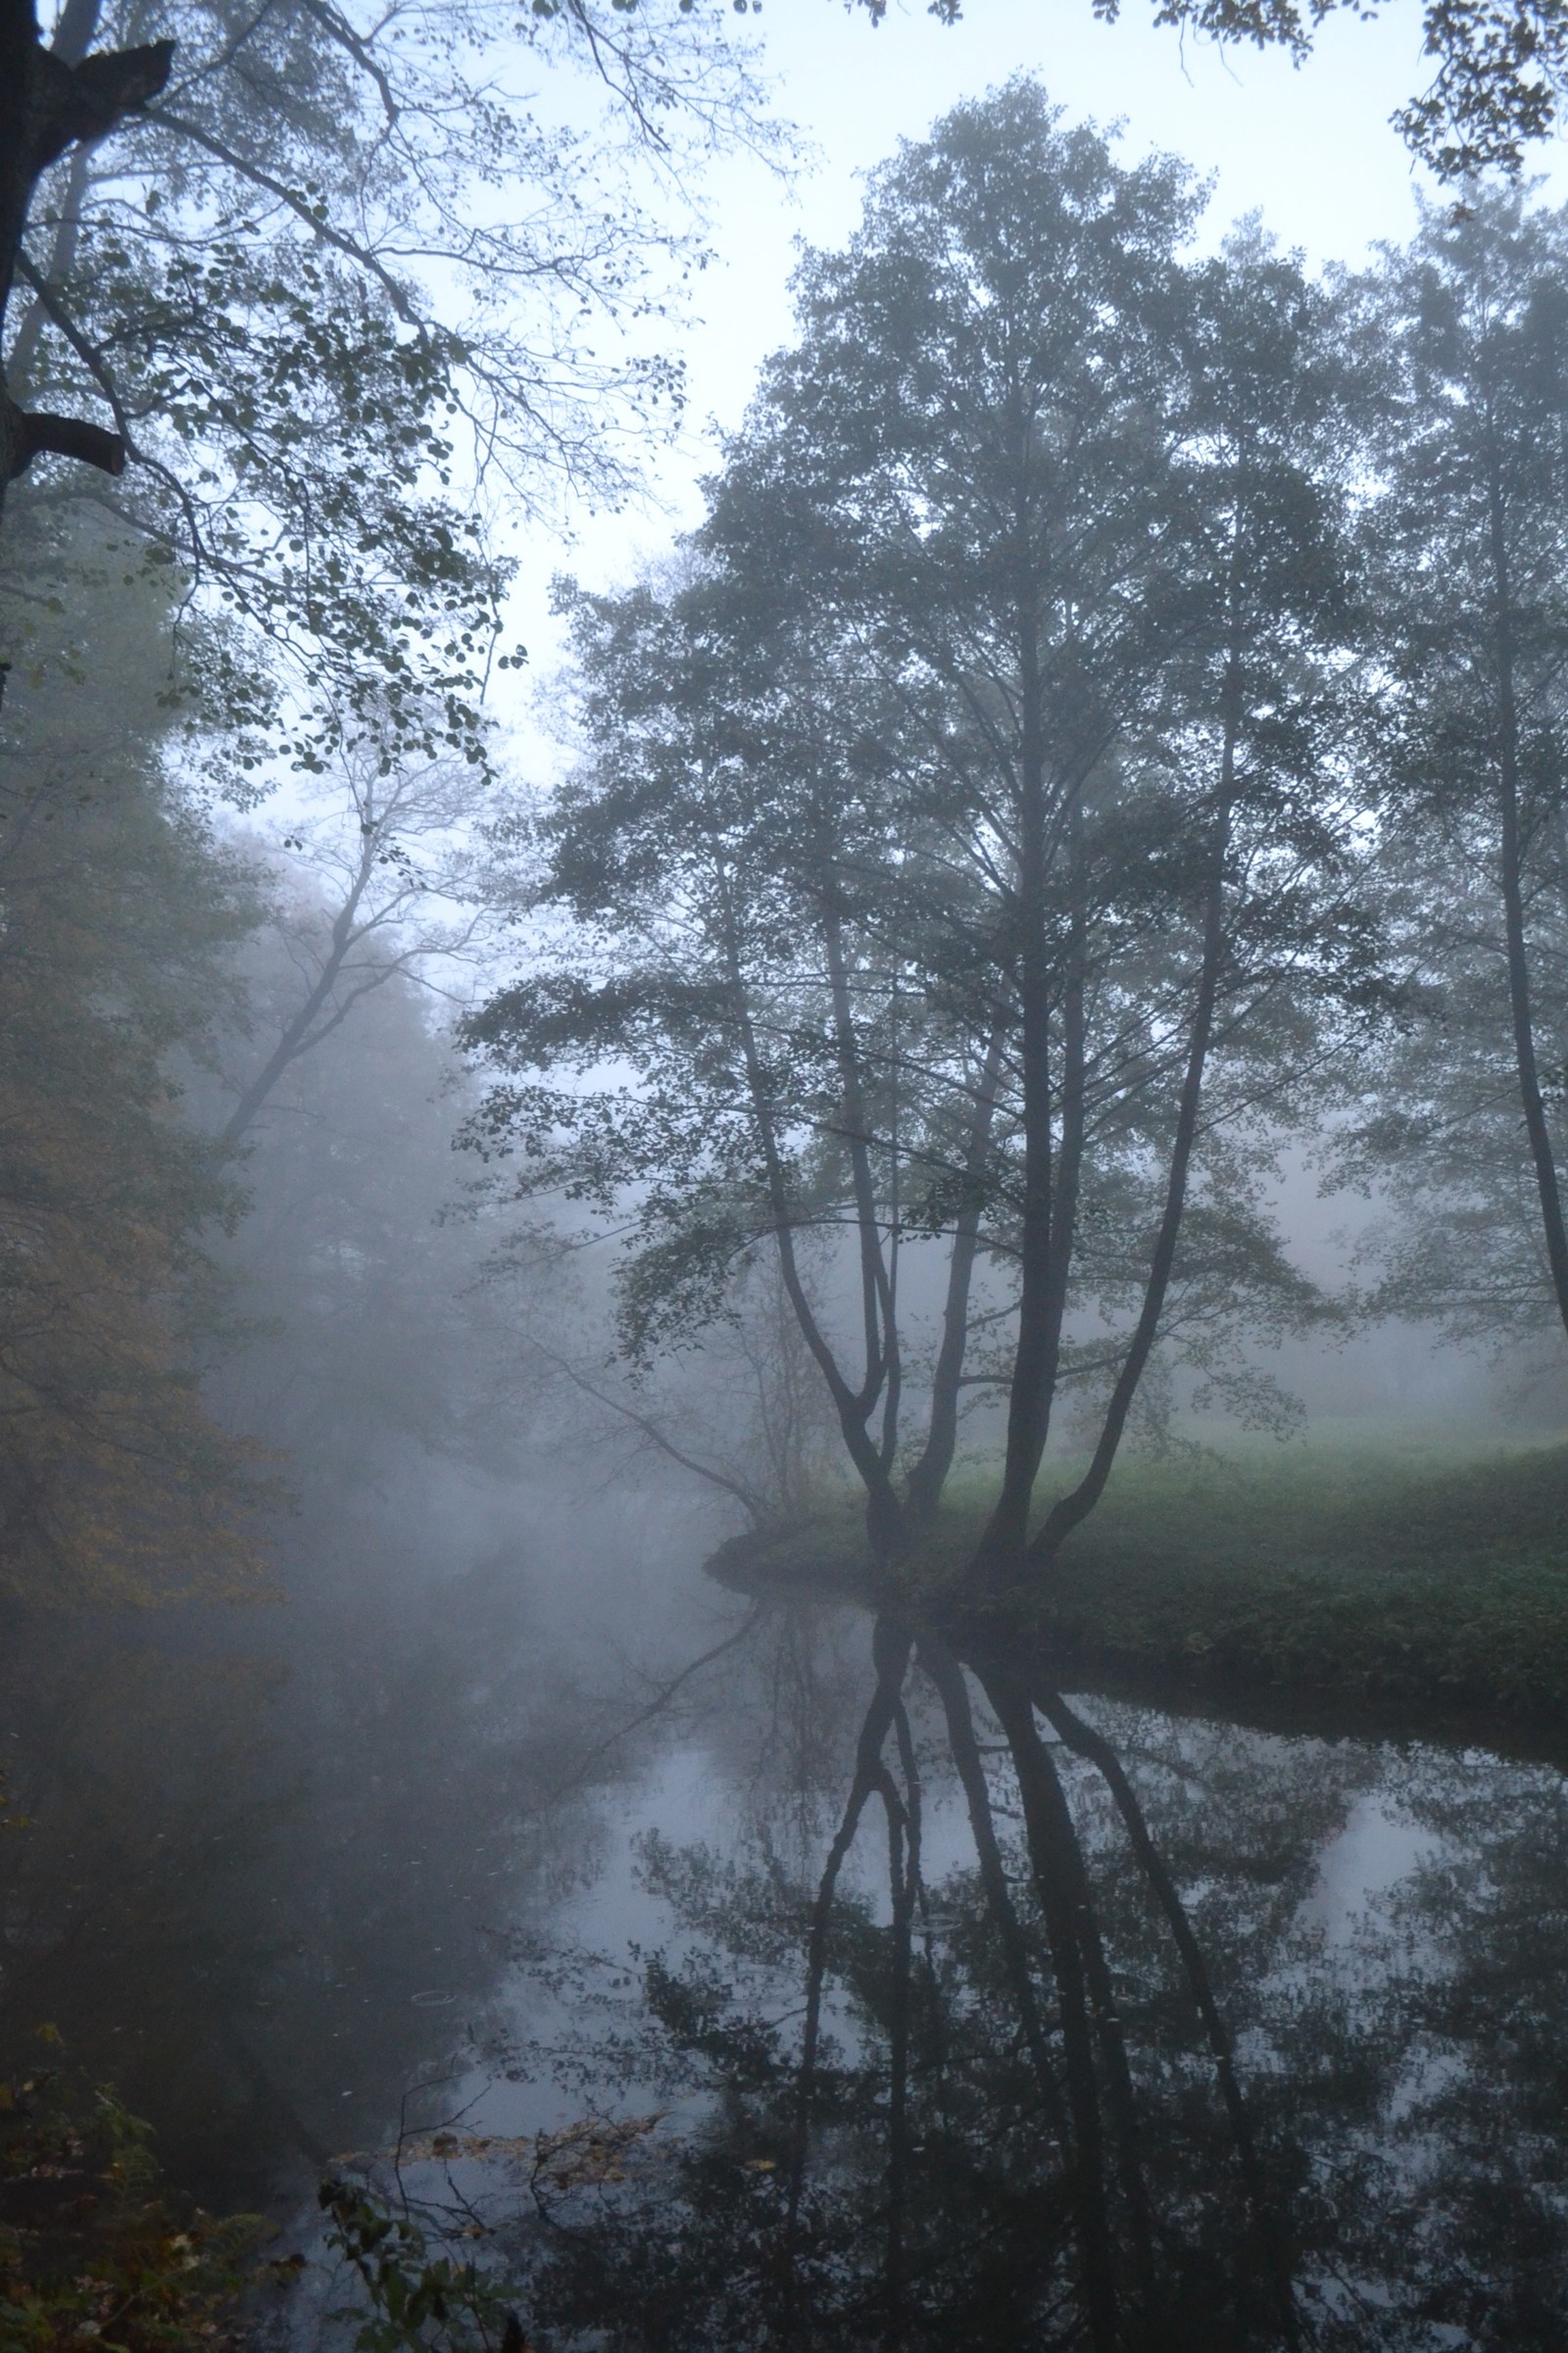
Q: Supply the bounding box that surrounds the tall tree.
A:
[464,560,938,1555]
[0,0,172,508]
[1352,191,1568,1359]
[736,104,1368,1591]
[466,89,1371,1587]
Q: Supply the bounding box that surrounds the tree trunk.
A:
[968,766,1087,1591]
[0,0,172,534]
[1488,460,1568,1339]
[821,900,899,1443]
[905,1021,1005,1523]
[219,842,377,1149]
[721,890,905,1555]
[1029,669,1241,1570]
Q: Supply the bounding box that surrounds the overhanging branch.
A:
[3,400,122,478]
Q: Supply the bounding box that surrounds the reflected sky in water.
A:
[6,1541,1568,2349]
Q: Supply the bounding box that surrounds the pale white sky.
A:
[502,0,1568,720]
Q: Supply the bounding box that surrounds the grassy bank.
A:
[709,1435,1568,1732]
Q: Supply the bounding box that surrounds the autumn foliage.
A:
[0,521,265,1603]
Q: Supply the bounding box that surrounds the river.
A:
[4,1520,1567,2350]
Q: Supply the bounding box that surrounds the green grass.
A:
[709,1433,1568,1732]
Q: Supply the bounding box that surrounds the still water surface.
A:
[4,1542,1568,2349]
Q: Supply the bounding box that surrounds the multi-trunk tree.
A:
[465,85,1377,1591]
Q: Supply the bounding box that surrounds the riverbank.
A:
[708,1435,1568,1735]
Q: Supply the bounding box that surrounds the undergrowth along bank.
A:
[708,1437,1568,1732]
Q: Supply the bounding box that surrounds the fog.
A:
[11,5,1568,2347]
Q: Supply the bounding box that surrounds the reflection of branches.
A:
[917,1636,1067,2144]
[337,1600,1335,2347]
[976,1665,1124,2353]
[566,1606,762,1784]
[1035,1683,1302,2353]
[786,1620,911,2266]
[879,1733,917,2342]
[781,1621,1165,2353]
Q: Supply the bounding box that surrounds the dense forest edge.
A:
[709,1440,1568,1737]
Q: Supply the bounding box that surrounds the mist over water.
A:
[9,1455,1568,2349]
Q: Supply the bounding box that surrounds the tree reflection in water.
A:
[404,1605,1568,2353]
[13,1578,1568,2348]
[387,1616,1310,2348]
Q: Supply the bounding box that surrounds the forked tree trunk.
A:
[905,1022,1005,1523]
[1026,684,1241,1573]
[969,717,1090,1591]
